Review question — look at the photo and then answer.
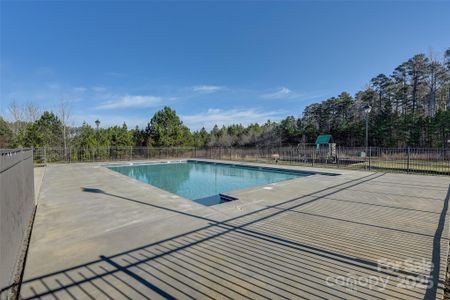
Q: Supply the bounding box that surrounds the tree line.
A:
[1,48,449,150]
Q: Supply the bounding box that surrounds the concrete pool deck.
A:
[20,160,450,299]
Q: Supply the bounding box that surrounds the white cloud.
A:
[92,86,107,93]
[182,108,286,130]
[46,82,60,90]
[192,85,223,94]
[261,87,295,99]
[95,95,162,110]
[73,87,87,93]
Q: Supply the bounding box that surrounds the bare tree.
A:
[445,48,450,110]
[218,133,234,147]
[426,50,449,116]
[25,101,41,122]
[8,99,24,135]
[59,98,72,158]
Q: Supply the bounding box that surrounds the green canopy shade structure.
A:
[315,134,333,151]
[315,134,332,145]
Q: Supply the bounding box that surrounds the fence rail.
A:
[31,146,450,176]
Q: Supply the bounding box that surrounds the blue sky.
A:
[1,1,449,130]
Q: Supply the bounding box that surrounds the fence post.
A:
[407,147,410,173]
[336,146,340,168]
[44,147,47,165]
[312,149,315,167]
[443,148,446,175]
[368,147,371,171]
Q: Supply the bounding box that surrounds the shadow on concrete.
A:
[424,184,450,300]
[15,173,450,299]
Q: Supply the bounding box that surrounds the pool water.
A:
[107,161,313,206]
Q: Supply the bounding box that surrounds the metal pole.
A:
[95,120,100,161]
[365,114,369,155]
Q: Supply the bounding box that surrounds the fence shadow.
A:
[424,184,450,300]
[18,174,449,299]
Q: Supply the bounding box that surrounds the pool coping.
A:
[103,159,340,176]
[101,159,343,208]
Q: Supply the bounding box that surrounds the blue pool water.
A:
[107,161,313,206]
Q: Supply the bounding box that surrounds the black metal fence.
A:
[32,146,450,176]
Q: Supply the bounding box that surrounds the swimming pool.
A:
[107,160,315,206]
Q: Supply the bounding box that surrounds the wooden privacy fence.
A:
[31,146,450,175]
